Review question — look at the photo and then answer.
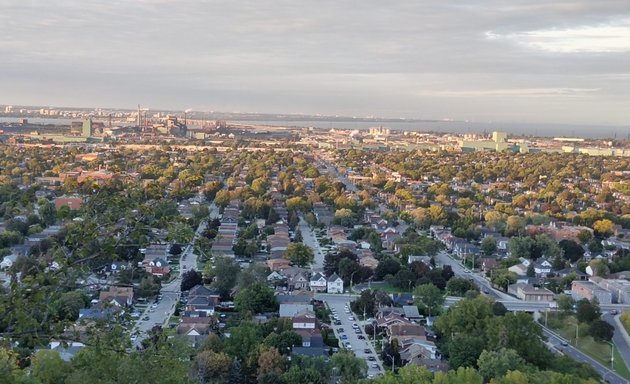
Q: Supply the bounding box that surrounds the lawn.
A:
[363,281,410,294]
[546,313,630,379]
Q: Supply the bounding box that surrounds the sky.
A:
[1,0,630,127]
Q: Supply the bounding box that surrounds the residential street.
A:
[300,216,325,271]
[132,203,218,348]
[434,250,516,301]
[316,293,383,378]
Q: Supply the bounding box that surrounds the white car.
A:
[348,316,355,321]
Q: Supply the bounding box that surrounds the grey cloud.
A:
[0,0,629,126]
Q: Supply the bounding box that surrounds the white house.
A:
[534,259,552,276]
[1,255,17,270]
[327,273,344,294]
[310,272,327,292]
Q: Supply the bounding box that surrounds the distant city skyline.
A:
[1,1,630,127]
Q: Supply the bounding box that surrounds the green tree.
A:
[137,276,161,297]
[413,283,444,316]
[576,298,601,324]
[485,312,553,368]
[481,238,497,256]
[284,243,314,267]
[234,282,278,314]
[436,367,484,384]
[31,350,70,384]
[208,256,241,298]
[577,229,593,245]
[447,333,486,369]
[330,349,368,383]
[557,294,575,314]
[167,222,194,244]
[181,269,203,292]
[589,319,614,341]
[446,277,477,297]
[257,347,287,378]
[190,350,232,384]
[477,348,525,381]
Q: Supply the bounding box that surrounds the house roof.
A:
[402,305,421,319]
[389,323,426,338]
[276,294,312,304]
[279,303,313,318]
[188,284,219,297]
[327,273,342,282]
[310,272,326,282]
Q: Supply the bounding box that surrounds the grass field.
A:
[546,313,630,379]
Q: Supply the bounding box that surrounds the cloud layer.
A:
[0,0,629,126]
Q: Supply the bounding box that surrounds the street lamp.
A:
[604,341,615,370]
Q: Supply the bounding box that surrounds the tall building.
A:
[82,118,93,137]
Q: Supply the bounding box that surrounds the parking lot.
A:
[327,297,383,378]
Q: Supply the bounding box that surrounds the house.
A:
[508,283,555,302]
[0,255,17,270]
[267,271,286,284]
[99,286,134,307]
[146,258,170,277]
[267,258,291,272]
[49,341,85,362]
[388,323,426,344]
[288,271,310,291]
[177,316,213,347]
[399,339,439,363]
[481,258,498,273]
[276,294,313,305]
[402,305,422,321]
[109,261,129,274]
[391,293,414,306]
[309,272,328,292]
[533,259,552,276]
[185,296,215,316]
[54,196,83,210]
[294,328,324,348]
[292,310,317,329]
[508,263,528,276]
[188,285,221,303]
[408,255,432,265]
[78,306,120,321]
[359,255,379,270]
[327,273,344,294]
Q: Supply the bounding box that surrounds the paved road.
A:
[544,327,628,384]
[299,216,325,271]
[604,313,630,372]
[434,251,515,301]
[321,294,383,378]
[132,203,217,347]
